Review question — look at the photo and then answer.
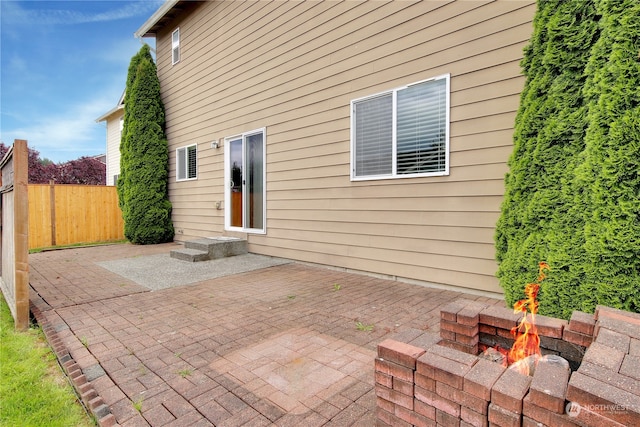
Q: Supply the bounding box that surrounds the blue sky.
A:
[1,0,162,163]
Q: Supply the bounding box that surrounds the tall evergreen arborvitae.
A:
[118,45,174,244]
[533,1,600,319]
[498,0,640,317]
[495,0,599,314]
[577,0,640,313]
[495,0,553,305]
[118,46,147,213]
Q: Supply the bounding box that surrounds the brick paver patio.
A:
[29,243,503,426]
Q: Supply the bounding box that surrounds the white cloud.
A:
[0,89,119,161]
[0,1,165,161]
[78,1,163,23]
[99,36,146,65]
[2,1,163,26]
[8,55,27,72]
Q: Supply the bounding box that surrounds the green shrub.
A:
[577,0,640,313]
[117,46,144,211]
[498,0,640,317]
[496,0,599,318]
[119,45,174,244]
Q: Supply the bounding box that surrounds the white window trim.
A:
[171,28,180,65]
[224,127,267,235]
[350,73,450,181]
[176,143,197,182]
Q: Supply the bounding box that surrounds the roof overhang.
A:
[95,104,124,123]
[134,0,183,38]
[96,89,125,123]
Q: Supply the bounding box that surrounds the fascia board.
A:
[134,0,180,38]
[95,105,124,123]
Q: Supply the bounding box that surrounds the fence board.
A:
[27,184,52,249]
[28,184,124,249]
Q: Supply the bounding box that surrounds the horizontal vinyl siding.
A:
[105,113,123,186]
[156,0,535,294]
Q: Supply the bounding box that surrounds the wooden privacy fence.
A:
[0,140,29,330]
[28,183,124,250]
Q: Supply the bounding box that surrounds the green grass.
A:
[355,321,375,332]
[132,397,144,413]
[0,295,94,426]
[177,368,192,378]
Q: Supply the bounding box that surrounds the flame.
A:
[505,262,549,375]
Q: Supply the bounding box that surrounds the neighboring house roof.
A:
[91,154,107,164]
[135,0,182,38]
[95,91,125,123]
[95,105,123,123]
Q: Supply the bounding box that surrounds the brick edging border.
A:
[30,303,117,427]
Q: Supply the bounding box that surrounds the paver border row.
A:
[30,299,118,427]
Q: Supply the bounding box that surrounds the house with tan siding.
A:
[135,0,536,296]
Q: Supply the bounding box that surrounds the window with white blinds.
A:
[177,144,197,181]
[351,74,450,180]
[354,93,393,176]
[172,28,180,65]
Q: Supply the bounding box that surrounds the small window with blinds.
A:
[351,74,450,180]
[172,28,180,65]
[176,144,197,181]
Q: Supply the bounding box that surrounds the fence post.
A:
[0,139,30,330]
[49,180,56,246]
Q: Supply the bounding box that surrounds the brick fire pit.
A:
[375,299,640,426]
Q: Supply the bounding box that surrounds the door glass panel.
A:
[229,138,243,228]
[245,132,264,230]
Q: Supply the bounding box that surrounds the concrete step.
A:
[185,237,248,260]
[169,248,210,262]
[184,238,221,252]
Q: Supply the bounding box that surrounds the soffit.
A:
[135,0,186,38]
